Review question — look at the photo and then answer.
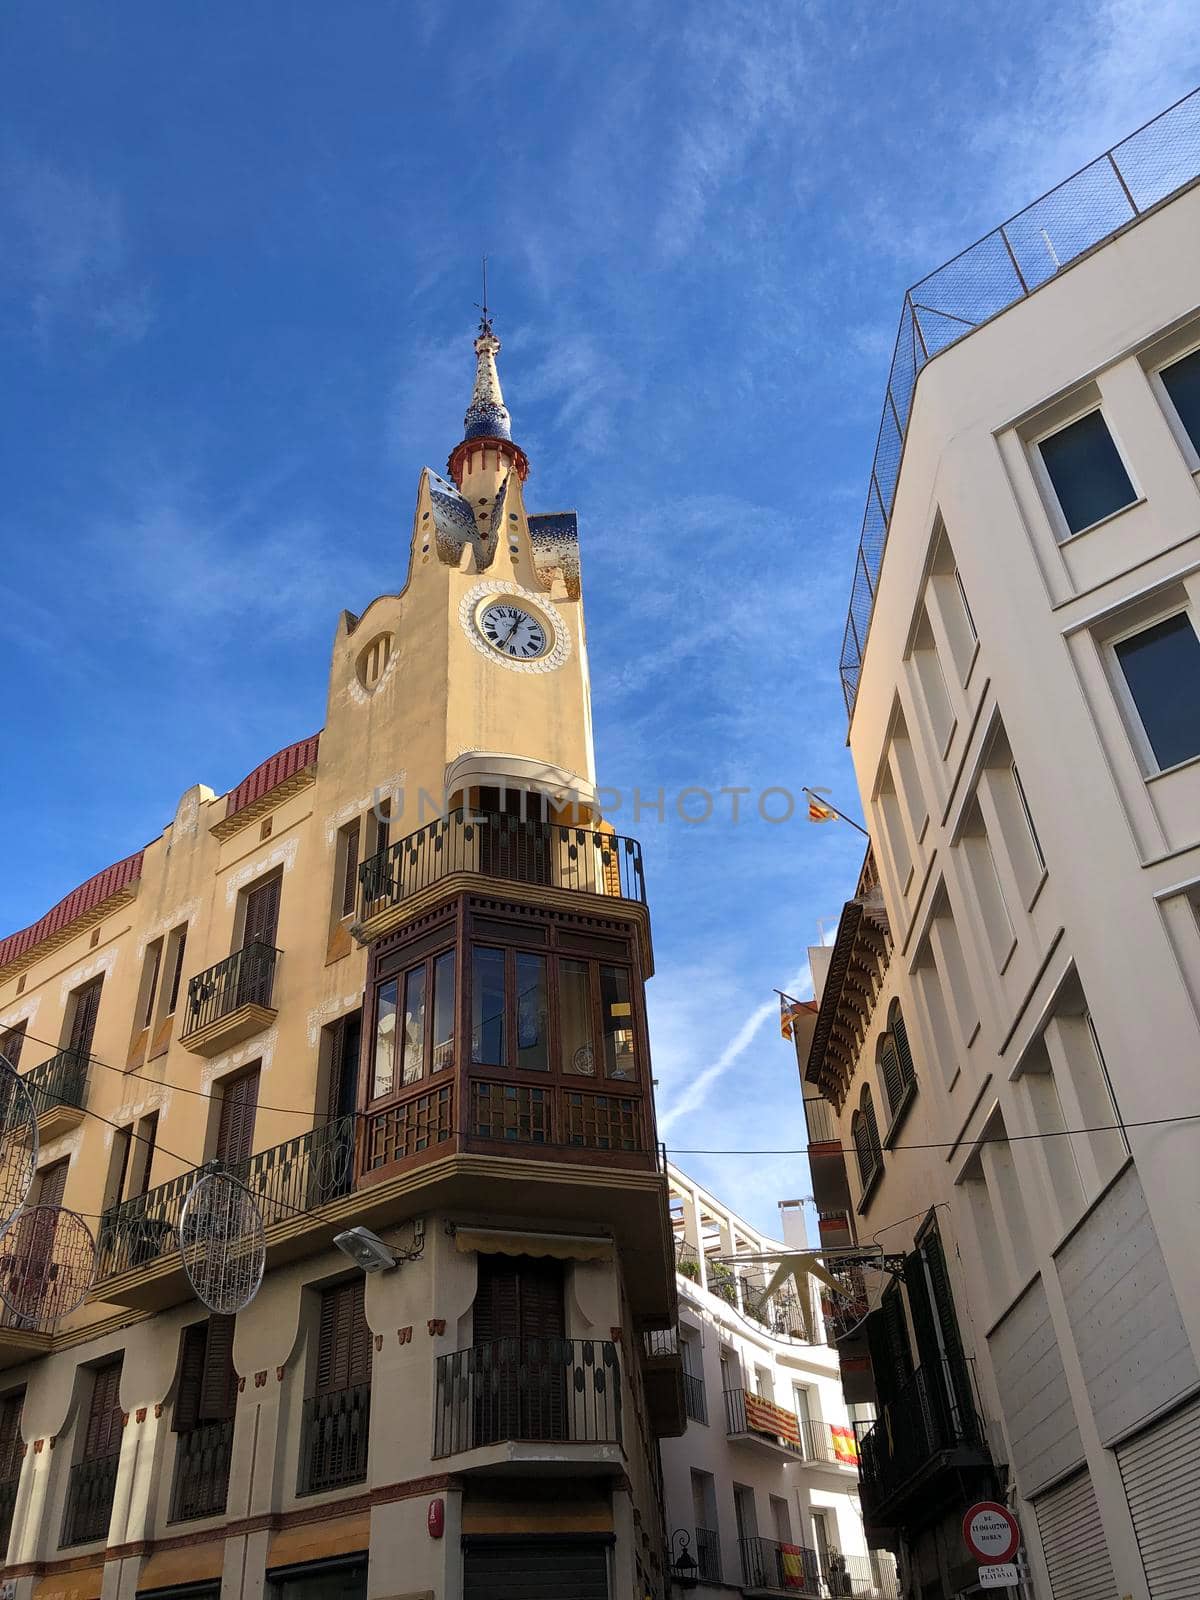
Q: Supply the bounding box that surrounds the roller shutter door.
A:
[463,1536,609,1599]
[1117,1395,1200,1599]
[1033,1469,1117,1599]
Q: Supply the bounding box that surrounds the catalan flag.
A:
[780,994,806,1041]
[807,791,838,822]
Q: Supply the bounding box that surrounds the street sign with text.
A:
[979,1563,1020,1589]
[963,1502,1020,1564]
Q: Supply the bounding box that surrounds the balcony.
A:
[641,1327,687,1439]
[21,1047,88,1141]
[432,1336,622,1470]
[354,809,647,946]
[682,1369,707,1425]
[95,1114,355,1308]
[695,1526,722,1583]
[724,1388,804,1458]
[169,1419,233,1522]
[856,1356,992,1526]
[180,942,280,1056]
[298,1382,370,1495]
[739,1537,898,1598]
[804,1095,851,1213]
[61,1452,119,1547]
[795,1416,859,1471]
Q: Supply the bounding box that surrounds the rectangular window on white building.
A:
[1157,345,1200,459]
[1037,409,1136,536]
[1111,609,1200,773]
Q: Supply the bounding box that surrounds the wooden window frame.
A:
[365,945,457,1108]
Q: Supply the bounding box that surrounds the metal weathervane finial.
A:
[475,254,493,337]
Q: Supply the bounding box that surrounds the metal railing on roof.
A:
[840,86,1200,720]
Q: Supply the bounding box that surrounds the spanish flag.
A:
[807,792,838,822]
[780,995,806,1041]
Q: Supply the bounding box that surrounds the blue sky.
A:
[2,2,1196,1234]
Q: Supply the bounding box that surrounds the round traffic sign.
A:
[962,1502,1020,1563]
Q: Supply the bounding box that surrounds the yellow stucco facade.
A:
[0,320,678,1600]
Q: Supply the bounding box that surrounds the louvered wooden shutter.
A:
[198,1314,238,1421]
[326,1012,362,1121]
[134,1114,158,1198]
[474,1257,522,1344]
[37,1160,69,1211]
[0,1391,24,1482]
[518,1261,566,1339]
[242,877,281,950]
[880,1040,905,1119]
[84,1360,123,1461]
[341,824,360,918]
[891,1006,916,1092]
[0,1023,25,1070]
[216,1069,259,1167]
[173,1323,208,1433]
[69,979,103,1058]
[880,1286,913,1400]
[317,1280,370,1396]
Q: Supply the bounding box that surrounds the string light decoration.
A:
[0,1206,97,1325]
[0,1054,39,1243]
[179,1170,266,1315]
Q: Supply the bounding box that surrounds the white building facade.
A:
[812,89,1200,1600]
[659,1166,895,1599]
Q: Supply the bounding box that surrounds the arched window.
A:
[851,1086,882,1190]
[880,999,917,1119]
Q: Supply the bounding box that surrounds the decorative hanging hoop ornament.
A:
[0,1053,39,1243]
[0,1206,97,1325]
[179,1170,266,1315]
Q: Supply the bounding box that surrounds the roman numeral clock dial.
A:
[461,583,570,675]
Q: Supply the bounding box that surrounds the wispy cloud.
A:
[0,153,153,346]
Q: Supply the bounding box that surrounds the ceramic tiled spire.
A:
[462,315,512,442]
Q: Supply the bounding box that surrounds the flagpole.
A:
[802,787,870,838]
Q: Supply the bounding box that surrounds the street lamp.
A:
[669,1529,699,1591]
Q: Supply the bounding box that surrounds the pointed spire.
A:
[462,317,512,442]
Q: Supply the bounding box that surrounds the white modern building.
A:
[659,1165,895,1599]
[806,88,1200,1600]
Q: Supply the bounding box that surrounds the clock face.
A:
[477,600,550,661]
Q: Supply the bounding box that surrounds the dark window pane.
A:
[600,965,636,1079]
[373,978,397,1099]
[1161,348,1200,454]
[560,959,595,1075]
[1039,410,1135,535]
[1114,612,1200,770]
[432,951,456,1072]
[401,965,426,1086]
[516,953,548,1072]
[472,947,506,1067]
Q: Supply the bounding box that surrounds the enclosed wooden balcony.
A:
[641,1326,687,1438]
[179,941,280,1056]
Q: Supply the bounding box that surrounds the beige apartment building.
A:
[0,316,683,1600]
[801,91,1200,1600]
[658,1165,891,1600]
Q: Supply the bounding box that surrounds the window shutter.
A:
[851,1112,874,1187]
[242,877,281,950]
[174,1324,208,1433]
[517,1260,565,1340]
[891,1006,916,1094]
[216,1069,260,1168]
[317,1280,370,1396]
[198,1314,238,1421]
[84,1359,124,1461]
[69,978,103,1058]
[474,1257,522,1344]
[341,824,361,918]
[880,1286,913,1397]
[36,1160,69,1212]
[880,1039,905,1119]
[0,1023,26,1070]
[862,1091,882,1171]
[0,1391,24,1482]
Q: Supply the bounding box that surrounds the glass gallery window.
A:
[371,948,456,1099]
[469,944,637,1080]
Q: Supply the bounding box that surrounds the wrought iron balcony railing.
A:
[695,1525,722,1583]
[724,1387,802,1451]
[169,1418,234,1522]
[739,1536,898,1597]
[97,1114,355,1279]
[432,1336,621,1458]
[61,1451,119,1547]
[183,941,280,1034]
[683,1369,707,1425]
[357,808,646,922]
[22,1047,88,1120]
[298,1382,370,1494]
[642,1326,678,1359]
[856,1354,985,1513]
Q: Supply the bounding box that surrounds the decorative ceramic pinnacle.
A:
[462,326,512,442]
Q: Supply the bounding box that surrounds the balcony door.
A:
[476,787,551,887]
[905,1224,973,1441]
[68,978,103,1061]
[238,876,281,1008]
[473,1254,565,1443]
[214,1069,259,1181]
